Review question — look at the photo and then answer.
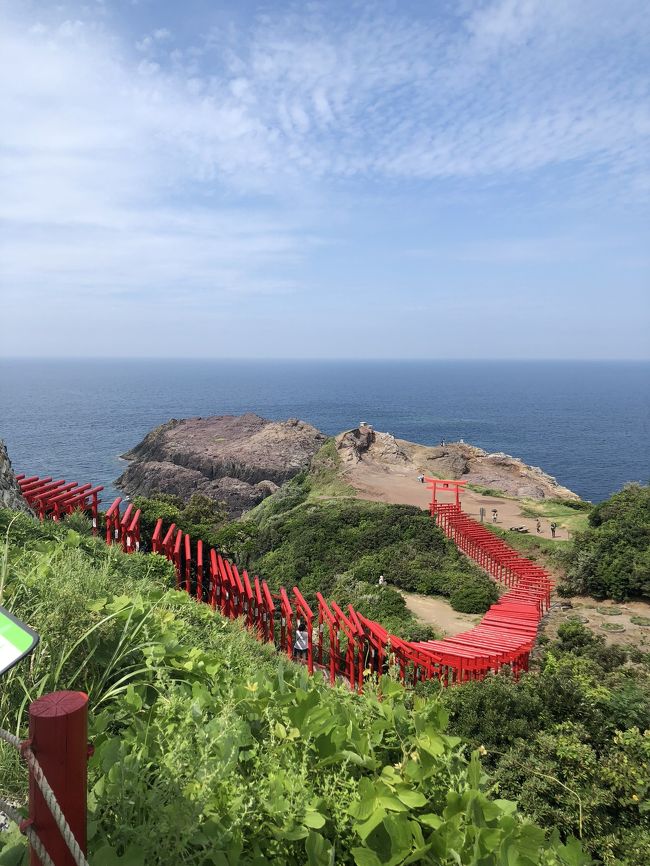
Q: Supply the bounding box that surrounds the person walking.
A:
[550,522,557,538]
[536,519,541,534]
[294,618,309,661]
[492,508,498,523]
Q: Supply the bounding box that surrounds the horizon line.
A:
[1,356,649,363]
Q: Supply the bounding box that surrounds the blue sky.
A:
[1,0,649,359]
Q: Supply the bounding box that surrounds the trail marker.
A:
[0,605,39,677]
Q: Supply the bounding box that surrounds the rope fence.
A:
[0,692,89,866]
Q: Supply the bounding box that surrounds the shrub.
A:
[449,578,499,613]
[562,483,650,601]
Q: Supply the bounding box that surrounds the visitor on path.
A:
[492,508,498,523]
[536,519,541,534]
[294,618,309,661]
[417,473,425,483]
[550,522,557,538]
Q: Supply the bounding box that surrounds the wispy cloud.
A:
[0,0,648,357]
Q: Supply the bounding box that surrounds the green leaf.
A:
[419,814,442,829]
[396,789,427,809]
[377,795,408,812]
[305,831,333,866]
[303,810,326,829]
[0,843,28,866]
[355,808,387,841]
[352,848,383,866]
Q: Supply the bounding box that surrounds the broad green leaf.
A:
[305,831,333,866]
[303,810,327,829]
[396,789,427,809]
[352,847,383,866]
[355,807,387,841]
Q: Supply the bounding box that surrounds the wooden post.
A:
[29,691,88,866]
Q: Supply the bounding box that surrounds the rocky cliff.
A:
[0,441,33,514]
[336,425,579,500]
[116,414,327,516]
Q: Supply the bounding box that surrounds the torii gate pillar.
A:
[425,478,467,516]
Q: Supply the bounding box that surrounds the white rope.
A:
[0,796,56,866]
[0,727,90,866]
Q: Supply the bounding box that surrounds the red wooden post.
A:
[151,518,163,554]
[28,691,88,866]
[196,540,204,602]
[184,534,192,594]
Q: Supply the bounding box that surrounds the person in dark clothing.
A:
[550,522,557,538]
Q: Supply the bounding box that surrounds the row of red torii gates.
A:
[16,473,552,689]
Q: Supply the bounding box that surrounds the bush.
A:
[449,578,499,613]
[562,483,650,600]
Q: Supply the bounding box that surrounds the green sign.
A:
[0,605,39,677]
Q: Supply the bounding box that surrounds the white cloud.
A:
[0,0,648,356]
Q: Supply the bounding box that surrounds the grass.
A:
[601,622,625,632]
[597,606,624,616]
[518,499,590,534]
[466,485,509,498]
[304,438,355,500]
[630,616,650,627]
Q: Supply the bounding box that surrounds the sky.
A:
[1,0,649,359]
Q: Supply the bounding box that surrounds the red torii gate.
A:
[425,477,467,516]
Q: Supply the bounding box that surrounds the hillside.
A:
[0,508,585,866]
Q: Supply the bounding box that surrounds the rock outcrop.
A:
[0,441,33,514]
[336,428,579,501]
[117,414,326,516]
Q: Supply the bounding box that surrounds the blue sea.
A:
[1,359,648,504]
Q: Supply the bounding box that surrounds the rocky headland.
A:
[116,414,327,516]
[117,414,579,518]
[336,425,579,500]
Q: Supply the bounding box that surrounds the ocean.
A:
[1,359,648,504]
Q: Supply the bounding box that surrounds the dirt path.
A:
[347,463,568,538]
[401,590,481,637]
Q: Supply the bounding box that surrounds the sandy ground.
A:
[401,590,481,636]
[542,597,650,649]
[347,462,567,538]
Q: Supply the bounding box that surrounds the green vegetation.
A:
[132,492,259,562]
[561,483,650,601]
[244,474,499,635]
[433,618,650,864]
[518,500,590,535]
[466,485,508,498]
[0,509,586,866]
[631,616,650,627]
